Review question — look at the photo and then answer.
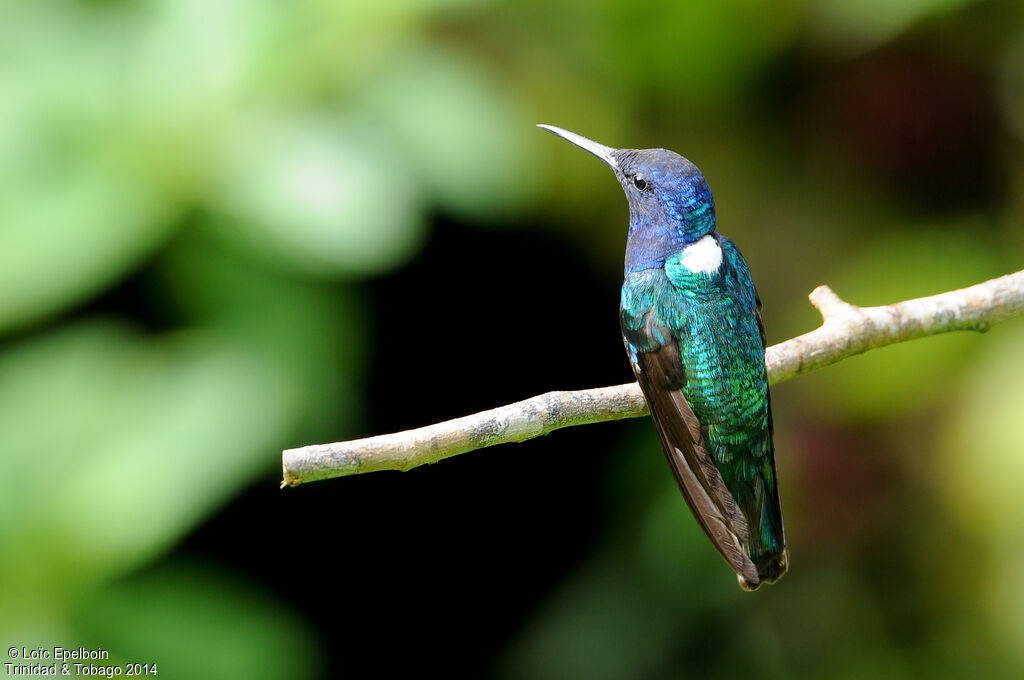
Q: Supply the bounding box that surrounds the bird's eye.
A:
[632,174,648,191]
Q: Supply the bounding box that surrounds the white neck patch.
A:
[680,234,723,274]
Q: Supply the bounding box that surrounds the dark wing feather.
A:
[622,313,760,588]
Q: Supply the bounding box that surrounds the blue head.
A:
[538,125,716,272]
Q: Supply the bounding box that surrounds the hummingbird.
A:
[539,125,787,590]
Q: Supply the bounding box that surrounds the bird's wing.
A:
[620,271,759,586]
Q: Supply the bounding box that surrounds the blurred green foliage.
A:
[2,0,1023,677]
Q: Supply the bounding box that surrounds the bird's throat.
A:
[679,234,723,274]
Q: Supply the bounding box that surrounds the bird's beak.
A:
[537,124,618,170]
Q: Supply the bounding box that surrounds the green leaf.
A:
[355,43,539,218]
[937,322,1024,539]
[0,323,293,594]
[0,150,176,334]
[806,0,977,51]
[211,116,427,277]
[73,562,321,680]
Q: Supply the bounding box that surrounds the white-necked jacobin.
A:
[539,125,787,590]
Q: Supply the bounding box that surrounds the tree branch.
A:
[282,269,1024,487]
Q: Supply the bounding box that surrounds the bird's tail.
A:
[749,450,787,585]
[728,435,787,587]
